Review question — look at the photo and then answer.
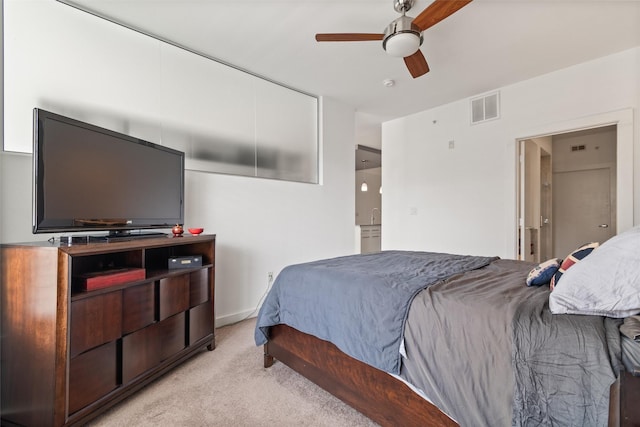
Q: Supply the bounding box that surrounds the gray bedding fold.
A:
[401,259,539,426]
[621,336,640,372]
[401,259,622,427]
[620,315,640,340]
[511,292,622,426]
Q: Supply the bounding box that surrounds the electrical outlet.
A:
[268,271,274,283]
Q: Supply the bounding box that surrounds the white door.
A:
[553,167,615,257]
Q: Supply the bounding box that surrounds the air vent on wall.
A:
[470,91,500,124]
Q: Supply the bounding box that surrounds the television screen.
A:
[33,108,184,237]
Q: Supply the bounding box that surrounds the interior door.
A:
[553,167,615,257]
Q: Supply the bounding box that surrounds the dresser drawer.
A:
[68,341,118,414]
[123,282,155,334]
[70,291,122,358]
[189,302,213,345]
[189,269,209,307]
[159,312,186,361]
[122,322,160,384]
[159,275,189,320]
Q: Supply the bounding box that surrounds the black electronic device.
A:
[32,108,185,238]
[168,255,203,269]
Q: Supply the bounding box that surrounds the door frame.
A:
[518,139,549,262]
[515,108,633,259]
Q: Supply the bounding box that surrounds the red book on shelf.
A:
[79,268,146,291]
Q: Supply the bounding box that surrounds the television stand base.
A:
[96,232,168,243]
[59,232,168,244]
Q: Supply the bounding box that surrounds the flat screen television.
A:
[33,108,185,240]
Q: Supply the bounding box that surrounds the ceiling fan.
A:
[315,0,472,78]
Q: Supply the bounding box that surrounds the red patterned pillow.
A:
[550,242,599,291]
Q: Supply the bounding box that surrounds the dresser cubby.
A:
[1,234,215,427]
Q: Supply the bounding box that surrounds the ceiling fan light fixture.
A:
[384,32,420,57]
[383,15,423,58]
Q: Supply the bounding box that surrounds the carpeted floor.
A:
[88,318,378,426]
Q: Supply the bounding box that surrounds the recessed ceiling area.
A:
[356,145,382,170]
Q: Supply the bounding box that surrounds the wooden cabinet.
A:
[0,235,215,427]
[360,225,381,254]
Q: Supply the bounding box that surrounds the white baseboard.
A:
[215,309,257,328]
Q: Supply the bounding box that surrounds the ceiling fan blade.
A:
[315,33,384,42]
[412,0,473,32]
[404,50,430,78]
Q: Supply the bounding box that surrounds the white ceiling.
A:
[61,0,639,123]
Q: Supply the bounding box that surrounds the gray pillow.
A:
[549,225,640,318]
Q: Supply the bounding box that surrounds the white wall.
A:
[355,113,382,150]
[1,0,357,326]
[382,47,640,258]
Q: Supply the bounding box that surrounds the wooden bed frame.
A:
[264,324,634,427]
[263,324,457,427]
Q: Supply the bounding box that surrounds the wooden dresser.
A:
[1,234,215,426]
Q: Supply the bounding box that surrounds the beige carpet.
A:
[88,318,378,427]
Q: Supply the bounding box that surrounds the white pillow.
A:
[549,225,640,318]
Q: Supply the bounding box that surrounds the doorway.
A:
[356,145,382,253]
[517,125,618,261]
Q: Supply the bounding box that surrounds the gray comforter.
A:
[402,258,622,426]
[255,252,623,426]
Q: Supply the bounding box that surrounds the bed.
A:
[254,226,640,426]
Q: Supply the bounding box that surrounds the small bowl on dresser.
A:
[187,227,204,236]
